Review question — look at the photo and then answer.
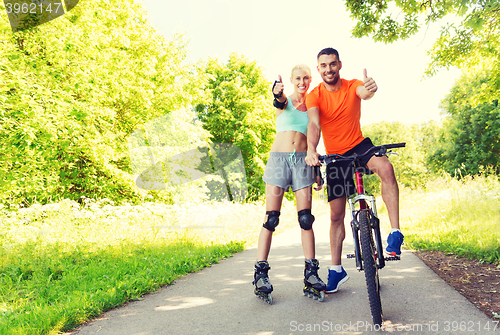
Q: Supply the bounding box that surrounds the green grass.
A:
[0,239,241,334]
[394,174,500,264]
[0,200,244,335]
[0,196,329,334]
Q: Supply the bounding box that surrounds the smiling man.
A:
[305,47,404,294]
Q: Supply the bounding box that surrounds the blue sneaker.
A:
[386,230,404,256]
[325,267,349,293]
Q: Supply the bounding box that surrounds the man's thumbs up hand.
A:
[363,68,377,93]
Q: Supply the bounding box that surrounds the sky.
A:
[141,0,462,126]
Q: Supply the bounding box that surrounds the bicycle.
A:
[318,142,406,326]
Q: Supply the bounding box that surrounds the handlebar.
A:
[318,143,406,166]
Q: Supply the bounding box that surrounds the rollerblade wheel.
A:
[256,291,273,304]
[318,291,325,302]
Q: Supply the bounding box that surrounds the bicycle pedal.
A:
[346,254,355,259]
[384,256,401,261]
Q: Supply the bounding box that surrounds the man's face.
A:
[317,54,342,86]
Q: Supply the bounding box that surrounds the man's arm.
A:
[357,68,377,100]
[305,107,321,167]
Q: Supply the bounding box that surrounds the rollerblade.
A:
[253,260,273,304]
[303,258,326,302]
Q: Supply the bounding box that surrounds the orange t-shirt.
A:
[306,79,365,155]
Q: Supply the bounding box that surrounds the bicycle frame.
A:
[347,166,385,271]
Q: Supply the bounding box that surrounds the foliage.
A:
[362,121,439,192]
[398,174,500,264]
[0,0,195,207]
[428,68,500,176]
[195,53,275,201]
[346,0,500,103]
[127,108,217,204]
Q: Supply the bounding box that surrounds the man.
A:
[305,47,404,293]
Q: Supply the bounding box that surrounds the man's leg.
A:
[325,196,350,293]
[329,196,347,265]
[366,155,399,229]
[367,155,404,256]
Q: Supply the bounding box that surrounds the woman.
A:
[252,65,326,303]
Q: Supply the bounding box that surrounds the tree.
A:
[427,68,500,176]
[362,121,438,191]
[0,0,195,206]
[346,0,500,104]
[127,108,250,204]
[195,53,275,201]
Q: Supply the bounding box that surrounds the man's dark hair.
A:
[317,48,340,61]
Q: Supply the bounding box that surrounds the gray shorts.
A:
[263,151,315,192]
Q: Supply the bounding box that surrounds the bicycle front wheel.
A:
[359,210,383,326]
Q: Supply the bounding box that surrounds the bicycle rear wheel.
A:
[359,210,383,325]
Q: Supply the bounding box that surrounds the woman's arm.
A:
[272,75,288,113]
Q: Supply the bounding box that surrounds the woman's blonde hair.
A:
[291,64,311,78]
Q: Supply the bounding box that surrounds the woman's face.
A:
[290,68,311,94]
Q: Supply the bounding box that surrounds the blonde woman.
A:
[253,65,326,304]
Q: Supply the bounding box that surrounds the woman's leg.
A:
[296,185,327,297]
[256,184,285,261]
[295,186,315,259]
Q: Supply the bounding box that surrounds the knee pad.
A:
[263,211,280,232]
[298,209,315,230]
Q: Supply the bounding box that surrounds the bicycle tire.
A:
[359,210,383,325]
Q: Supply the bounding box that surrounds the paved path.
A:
[72,213,497,335]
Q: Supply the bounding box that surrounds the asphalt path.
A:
[71,212,497,335]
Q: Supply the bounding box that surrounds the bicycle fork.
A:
[348,195,386,271]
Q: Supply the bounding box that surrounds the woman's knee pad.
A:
[263,211,280,232]
[298,209,315,230]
